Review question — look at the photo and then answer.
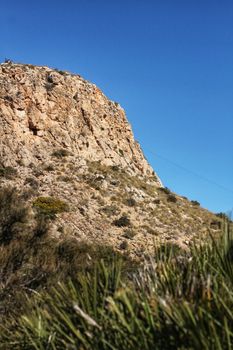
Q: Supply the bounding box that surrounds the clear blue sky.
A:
[1,0,232,213]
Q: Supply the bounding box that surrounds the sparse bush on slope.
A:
[0,187,133,324]
[0,166,17,179]
[1,223,233,349]
[0,186,233,349]
[33,196,69,219]
[0,187,28,244]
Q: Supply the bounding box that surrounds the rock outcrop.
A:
[0,62,161,184]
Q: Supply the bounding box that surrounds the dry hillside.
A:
[0,61,223,256]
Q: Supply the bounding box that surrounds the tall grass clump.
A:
[1,219,233,349]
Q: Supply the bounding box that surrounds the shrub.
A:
[44,82,56,91]
[122,229,136,239]
[56,239,123,272]
[216,212,230,221]
[141,225,158,236]
[191,200,200,206]
[33,197,69,219]
[86,178,101,190]
[0,166,17,179]
[57,175,73,182]
[102,205,120,217]
[158,187,171,195]
[119,240,128,250]
[43,164,55,172]
[113,214,131,227]
[4,95,13,102]
[124,198,137,207]
[32,167,44,177]
[0,188,28,244]
[167,194,177,203]
[119,148,124,157]
[33,215,50,238]
[52,149,70,158]
[111,165,120,172]
[54,68,67,75]
[4,58,12,63]
[24,177,39,189]
[210,220,222,230]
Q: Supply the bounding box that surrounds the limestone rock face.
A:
[0,62,221,256]
[0,62,161,184]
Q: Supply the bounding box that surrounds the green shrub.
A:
[24,177,39,189]
[33,196,69,218]
[32,167,44,177]
[210,220,222,230]
[0,166,17,179]
[44,82,56,91]
[43,164,55,171]
[119,148,124,157]
[216,212,230,221]
[113,214,131,227]
[191,200,200,206]
[0,187,29,244]
[124,197,137,207]
[33,215,50,238]
[52,149,70,158]
[167,194,177,203]
[2,227,233,350]
[141,224,158,236]
[54,68,67,75]
[101,205,120,217]
[122,229,136,239]
[57,175,73,182]
[158,186,171,195]
[119,240,128,250]
[4,58,12,63]
[111,165,120,172]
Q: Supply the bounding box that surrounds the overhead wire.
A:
[142,145,233,195]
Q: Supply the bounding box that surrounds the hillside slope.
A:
[0,62,223,255]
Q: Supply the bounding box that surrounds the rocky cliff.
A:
[0,62,161,182]
[0,62,222,256]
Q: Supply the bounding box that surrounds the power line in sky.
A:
[143,146,233,195]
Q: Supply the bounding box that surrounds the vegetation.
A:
[0,188,28,244]
[24,176,39,189]
[0,166,17,179]
[113,214,131,227]
[158,186,171,195]
[124,197,137,207]
[122,229,137,239]
[0,221,232,349]
[101,204,120,217]
[43,163,55,172]
[44,82,56,92]
[52,149,70,158]
[0,187,133,325]
[0,186,233,349]
[33,196,69,219]
[167,194,177,203]
[86,161,157,197]
[54,68,68,75]
[191,200,200,206]
[216,212,230,220]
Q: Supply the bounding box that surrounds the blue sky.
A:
[1,0,232,213]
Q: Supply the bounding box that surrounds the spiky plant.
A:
[1,222,233,350]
